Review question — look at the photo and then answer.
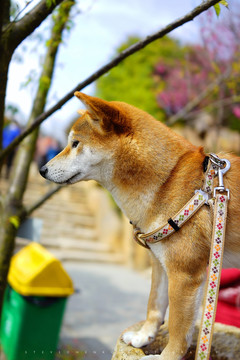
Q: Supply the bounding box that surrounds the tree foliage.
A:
[97,7,240,132]
[97,36,187,121]
[0,0,221,162]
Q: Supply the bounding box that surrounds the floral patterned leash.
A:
[195,156,230,360]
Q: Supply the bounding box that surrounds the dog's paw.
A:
[122,330,155,348]
[140,356,161,360]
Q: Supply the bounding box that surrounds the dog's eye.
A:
[72,141,79,148]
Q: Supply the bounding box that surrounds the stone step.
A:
[24,191,89,206]
[34,201,93,214]
[38,214,95,228]
[3,168,122,265]
[23,188,89,201]
[49,249,125,264]
[15,239,124,264]
[16,237,111,253]
[41,227,98,241]
[40,238,112,253]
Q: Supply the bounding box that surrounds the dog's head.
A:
[39,92,133,185]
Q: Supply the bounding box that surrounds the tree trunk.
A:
[0,0,10,151]
[0,57,10,154]
[0,0,74,313]
[0,39,13,154]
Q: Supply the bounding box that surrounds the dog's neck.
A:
[98,123,199,233]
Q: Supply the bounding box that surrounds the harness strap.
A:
[195,193,228,360]
[134,191,208,248]
[132,156,218,249]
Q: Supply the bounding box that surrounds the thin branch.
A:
[0,0,220,163]
[166,67,232,125]
[12,0,35,22]
[7,0,65,51]
[3,0,35,34]
[26,185,62,216]
[183,95,240,120]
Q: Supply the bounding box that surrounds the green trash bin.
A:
[0,243,74,360]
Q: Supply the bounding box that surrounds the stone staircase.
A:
[1,164,125,264]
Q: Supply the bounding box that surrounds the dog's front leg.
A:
[122,253,168,347]
[141,268,205,360]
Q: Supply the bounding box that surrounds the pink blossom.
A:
[233,106,240,119]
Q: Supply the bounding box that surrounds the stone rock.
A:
[112,321,240,360]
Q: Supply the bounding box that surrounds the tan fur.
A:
[41,93,240,360]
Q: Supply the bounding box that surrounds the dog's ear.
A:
[77,109,86,116]
[74,92,130,133]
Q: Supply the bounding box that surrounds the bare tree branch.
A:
[0,0,220,163]
[26,185,62,216]
[166,67,232,125]
[183,95,240,121]
[2,0,35,35]
[6,0,65,51]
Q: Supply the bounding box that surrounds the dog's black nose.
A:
[39,165,48,178]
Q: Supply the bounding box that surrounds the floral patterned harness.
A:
[132,153,231,360]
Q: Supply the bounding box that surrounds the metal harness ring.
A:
[133,230,150,249]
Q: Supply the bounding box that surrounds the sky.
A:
[5,0,228,143]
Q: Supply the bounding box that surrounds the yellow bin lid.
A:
[8,243,74,297]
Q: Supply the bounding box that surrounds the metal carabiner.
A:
[213,159,231,199]
[209,153,226,168]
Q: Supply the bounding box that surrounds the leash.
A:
[131,153,231,359]
[195,156,230,360]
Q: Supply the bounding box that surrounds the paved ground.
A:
[59,263,150,360]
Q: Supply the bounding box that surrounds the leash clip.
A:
[209,153,226,169]
[213,158,231,199]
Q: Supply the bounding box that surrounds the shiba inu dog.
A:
[40,92,240,360]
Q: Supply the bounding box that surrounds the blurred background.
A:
[5,0,240,151]
[1,0,240,359]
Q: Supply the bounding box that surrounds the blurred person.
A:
[2,120,21,178]
[35,137,61,170]
[46,139,61,162]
